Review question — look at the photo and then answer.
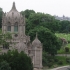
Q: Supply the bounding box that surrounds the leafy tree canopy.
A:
[26,12,60,34]
[0,50,33,70]
[21,9,35,18]
[0,61,11,70]
[0,8,3,28]
[28,26,62,55]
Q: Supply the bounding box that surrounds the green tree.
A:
[0,61,11,70]
[59,20,70,33]
[0,32,12,49]
[66,24,70,33]
[65,47,69,58]
[28,26,62,56]
[21,9,35,19]
[0,50,33,70]
[0,8,3,28]
[65,47,69,52]
[26,13,60,34]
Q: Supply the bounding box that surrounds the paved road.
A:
[43,66,70,70]
[51,66,70,70]
[57,67,70,70]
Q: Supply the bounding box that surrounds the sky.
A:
[0,0,70,17]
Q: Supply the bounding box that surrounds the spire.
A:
[11,2,17,11]
[36,32,38,39]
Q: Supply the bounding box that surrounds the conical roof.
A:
[32,33,42,46]
[6,2,22,19]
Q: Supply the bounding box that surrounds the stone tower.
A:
[32,33,42,69]
[2,2,42,70]
[2,2,25,36]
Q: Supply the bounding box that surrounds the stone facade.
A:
[2,2,42,70]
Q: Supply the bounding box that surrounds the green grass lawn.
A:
[55,33,70,48]
[55,33,70,41]
[67,43,70,48]
[55,33,70,53]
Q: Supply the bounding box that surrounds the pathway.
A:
[56,54,70,57]
[51,66,70,70]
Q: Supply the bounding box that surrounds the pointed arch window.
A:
[14,22,18,32]
[7,22,11,31]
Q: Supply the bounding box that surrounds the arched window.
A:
[7,22,11,31]
[14,22,18,32]
[3,43,9,49]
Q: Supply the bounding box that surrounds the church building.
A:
[2,2,42,70]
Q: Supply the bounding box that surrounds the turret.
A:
[32,33,42,47]
[32,33,42,69]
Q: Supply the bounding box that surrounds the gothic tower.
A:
[2,2,25,37]
[2,2,42,70]
[2,2,29,54]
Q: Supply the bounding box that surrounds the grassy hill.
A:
[55,33,70,53]
[55,33,70,41]
[55,33,70,48]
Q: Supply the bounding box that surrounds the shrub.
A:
[0,50,33,70]
[65,47,69,52]
[54,58,59,62]
[0,61,11,70]
[58,60,63,65]
[48,59,54,63]
[66,58,70,63]
[47,62,53,67]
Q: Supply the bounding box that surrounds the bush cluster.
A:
[0,50,33,70]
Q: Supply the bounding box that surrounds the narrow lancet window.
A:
[14,22,18,32]
[7,22,11,31]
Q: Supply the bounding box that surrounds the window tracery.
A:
[14,22,18,32]
[7,22,11,31]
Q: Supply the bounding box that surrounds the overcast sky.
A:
[0,0,70,17]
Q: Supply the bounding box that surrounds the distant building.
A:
[2,2,42,70]
[54,15,70,21]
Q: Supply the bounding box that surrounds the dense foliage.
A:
[0,61,11,70]
[0,8,3,28]
[43,51,70,68]
[25,12,60,33]
[20,10,70,34]
[0,32,12,49]
[28,26,62,55]
[0,50,33,70]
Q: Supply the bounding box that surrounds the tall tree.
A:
[0,50,33,70]
[0,61,11,70]
[0,8,3,28]
[59,20,70,33]
[21,9,35,19]
[26,13,60,34]
[28,26,62,56]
